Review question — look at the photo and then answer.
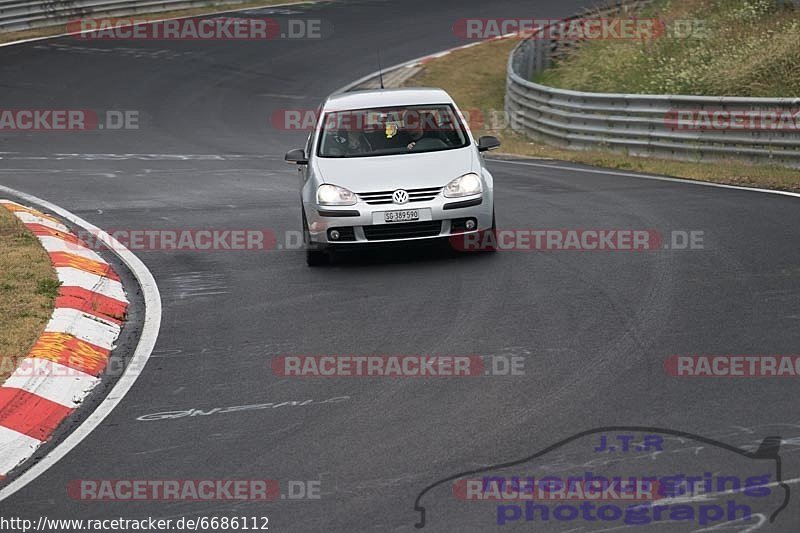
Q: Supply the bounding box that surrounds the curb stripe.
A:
[55,267,127,303]
[37,236,105,263]
[5,360,99,408]
[27,332,110,377]
[0,427,40,475]
[56,287,126,324]
[1,202,62,226]
[0,200,129,479]
[26,223,82,243]
[12,212,68,232]
[49,252,120,281]
[44,308,121,351]
[0,389,73,440]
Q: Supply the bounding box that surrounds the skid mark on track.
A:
[162,271,230,300]
[32,43,194,60]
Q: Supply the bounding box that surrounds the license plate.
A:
[384,209,419,223]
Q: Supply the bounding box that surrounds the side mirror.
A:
[285,148,308,164]
[477,136,501,152]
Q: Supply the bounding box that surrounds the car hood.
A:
[313,147,478,192]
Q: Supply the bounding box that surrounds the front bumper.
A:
[304,193,493,245]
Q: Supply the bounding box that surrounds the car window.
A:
[317,104,470,158]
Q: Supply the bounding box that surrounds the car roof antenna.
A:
[377,49,385,89]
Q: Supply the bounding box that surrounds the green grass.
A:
[403,34,800,192]
[537,0,800,96]
[0,206,58,384]
[36,278,62,298]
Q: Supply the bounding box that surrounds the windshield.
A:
[316,104,470,158]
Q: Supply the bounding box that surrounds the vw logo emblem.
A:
[392,189,409,204]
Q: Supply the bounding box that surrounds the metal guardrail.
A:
[505,1,800,168]
[0,0,250,33]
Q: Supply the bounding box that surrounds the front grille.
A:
[357,186,442,205]
[363,221,442,241]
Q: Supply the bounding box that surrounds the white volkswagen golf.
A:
[285,88,500,266]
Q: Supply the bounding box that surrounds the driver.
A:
[401,109,426,150]
[399,109,446,150]
[383,109,427,151]
[331,129,370,155]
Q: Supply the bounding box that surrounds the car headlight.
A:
[316,184,357,206]
[444,173,483,198]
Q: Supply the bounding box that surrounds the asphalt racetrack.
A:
[1,0,799,531]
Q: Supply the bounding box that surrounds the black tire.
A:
[306,249,329,267]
